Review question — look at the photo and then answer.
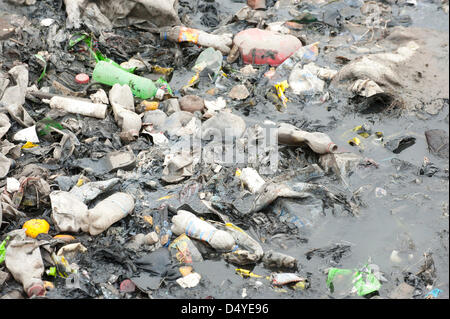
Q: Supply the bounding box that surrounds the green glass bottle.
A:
[92,61,158,100]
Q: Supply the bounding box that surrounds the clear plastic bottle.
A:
[269,42,320,85]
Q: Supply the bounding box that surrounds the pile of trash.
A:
[0,0,448,299]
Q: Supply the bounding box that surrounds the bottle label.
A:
[178,27,199,44]
[185,219,215,243]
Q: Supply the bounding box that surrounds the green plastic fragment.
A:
[353,265,382,296]
[0,236,11,264]
[37,117,64,136]
[34,54,47,83]
[46,267,57,277]
[156,77,173,96]
[326,264,382,296]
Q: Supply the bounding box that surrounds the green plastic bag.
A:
[326,264,381,296]
[353,265,382,296]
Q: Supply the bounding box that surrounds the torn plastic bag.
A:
[249,181,354,217]
[64,0,181,31]
[425,129,449,159]
[333,41,420,89]
[0,153,12,179]
[289,63,325,95]
[0,72,9,100]
[69,178,120,204]
[50,127,80,162]
[162,152,194,184]
[134,247,181,280]
[109,83,135,112]
[1,192,26,223]
[305,243,352,266]
[249,182,311,215]
[272,197,324,230]
[72,151,136,176]
[87,192,135,236]
[319,152,370,181]
[214,222,263,265]
[1,65,35,127]
[192,47,223,81]
[50,191,89,233]
[13,125,39,144]
[4,229,46,297]
[142,110,168,132]
[239,168,266,194]
[0,113,11,140]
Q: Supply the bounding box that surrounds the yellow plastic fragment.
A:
[235,268,263,278]
[157,194,175,201]
[21,141,38,149]
[141,101,159,111]
[348,137,361,146]
[275,80,289,107]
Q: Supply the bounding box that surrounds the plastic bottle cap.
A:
[28,285,46,297]
[75,73,90,84]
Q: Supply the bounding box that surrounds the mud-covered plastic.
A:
[239,167,266,194]
[160,26,233,55]
[263,250,298,270]
[88,192,135,236]
[277,123,338,154]
[171,210,236,251]
[5,231,45,297]
[213,221,263,265]
[48,96,108,119]
[192,47,223,80]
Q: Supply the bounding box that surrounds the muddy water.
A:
[172,0,449,299]
[0,0,448,299]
